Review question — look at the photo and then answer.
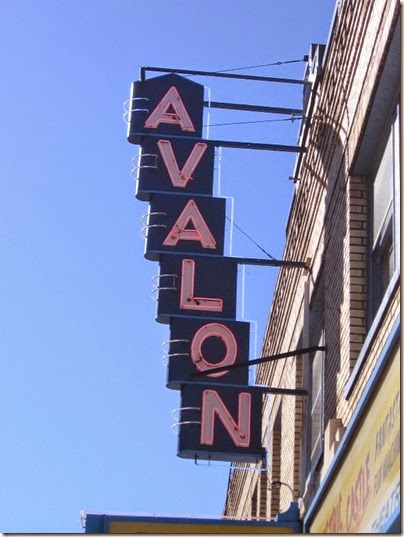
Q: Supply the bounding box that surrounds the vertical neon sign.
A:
[127,73,264,463]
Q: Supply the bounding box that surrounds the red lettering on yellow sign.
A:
[324,493,344,533]
[345,452,371,532]
[323,452,371,533]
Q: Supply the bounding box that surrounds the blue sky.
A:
[0,1,335,532]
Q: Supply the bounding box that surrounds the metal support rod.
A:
[260,387,308,396]
[128,132,306,153]
[203,100,303,116]
[232,256,307,269]
[179,380,308,397]
[140,66,310,85]
[216,139,305,153]
[190,346,327,378]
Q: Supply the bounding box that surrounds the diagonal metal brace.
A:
[233,256,308,269]
[189,346,327,378]
[204,100,303,116]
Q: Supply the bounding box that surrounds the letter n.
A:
[200,390,251,448]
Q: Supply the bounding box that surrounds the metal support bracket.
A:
[233,256,308,269]
[140,65,311,86]
[189,345,327,378]
[128,132,306,153]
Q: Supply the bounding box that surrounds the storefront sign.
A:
[127,73,263,463]
[309,347,400,533]
[84,503,302,533]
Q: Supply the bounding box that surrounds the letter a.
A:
[145,86,195,131]
[163,199,216,249]
[158,140,207,188]
[200,390,251,447]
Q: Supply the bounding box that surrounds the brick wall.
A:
[223,0,400,520]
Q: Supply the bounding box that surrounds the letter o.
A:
[190,323,237,377]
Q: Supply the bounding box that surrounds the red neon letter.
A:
[145,86,195,131]
[191,323,237,377]
[163,199,217,249]
[180,259,223,312]
[200,390,251,447]
[157,140,208,188]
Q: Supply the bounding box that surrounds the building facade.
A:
[223,0,401,533]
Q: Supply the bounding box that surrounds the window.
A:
[269,405,282,517]
[300,337,325,493]
[370,105,400,318]
[350,18,400,325]
[345,17,400,394]
[310,344,324,463]
[301,277,325,482]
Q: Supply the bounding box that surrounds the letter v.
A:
[158,140,208,188]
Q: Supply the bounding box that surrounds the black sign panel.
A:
[177,383,265,463]
[166,317,250,390]
[155,254,237,324]
[144,194,226,261]
[127,74,205,144]
[135,137,215,201]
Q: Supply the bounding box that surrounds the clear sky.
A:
[1,0,336,532]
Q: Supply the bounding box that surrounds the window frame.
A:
[368,103,400,321]
[308,339,325,469]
